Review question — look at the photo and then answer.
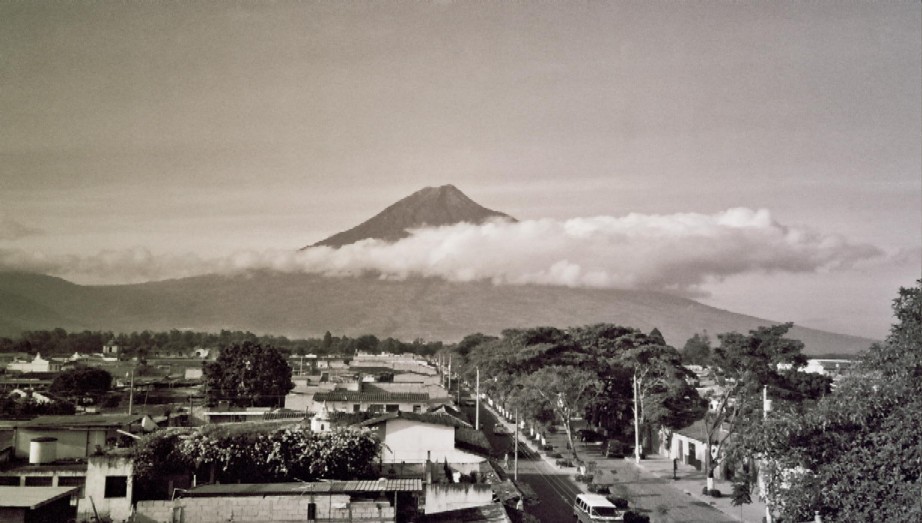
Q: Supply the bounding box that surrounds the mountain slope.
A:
[307,184,514,248]
[0,271,876,356]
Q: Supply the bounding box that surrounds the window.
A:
[104,476,128,498]
[25,476,53,486]
[0,476,20,486]
[385,404,399,413]
[369,404,384,413]
[307,502,317,521]
[58,476,86,497]
[412,405,421,413]
[353,404,361,412]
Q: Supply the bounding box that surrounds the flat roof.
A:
[184,479,422,497]
[576,493,616,506]
[0,486,77,509]
[13,414,146,429]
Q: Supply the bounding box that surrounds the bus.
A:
[573,493,624,522]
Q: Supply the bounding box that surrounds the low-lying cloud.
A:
[1,208,886,293]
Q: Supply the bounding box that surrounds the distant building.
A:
[102,340,120,356]
[6,353,61,373]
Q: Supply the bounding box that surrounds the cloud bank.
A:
[0,208,885,293]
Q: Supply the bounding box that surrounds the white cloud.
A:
[0,208,885,292]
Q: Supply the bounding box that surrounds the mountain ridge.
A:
[0,271,876,356]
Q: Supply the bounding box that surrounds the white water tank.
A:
[29,437,57,464]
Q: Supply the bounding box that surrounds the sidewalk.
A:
[627,453,767,523]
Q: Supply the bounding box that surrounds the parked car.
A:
[493,424,508,435]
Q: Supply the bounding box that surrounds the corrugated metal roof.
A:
[14,414,146,429]
[184,479,422,497]
[313,391,429,402]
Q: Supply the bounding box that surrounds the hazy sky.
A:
[1,1,919,339]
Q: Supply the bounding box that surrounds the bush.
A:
[709,489,722,498]
[555,458,573,467]
[574,474,593,483]
[606,496,629,509]
[702,486,710,495]
[588,484,610,494]
[624,511,650,523]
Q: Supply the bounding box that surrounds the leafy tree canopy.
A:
[50,367,112,397]
[203,341,294,407]
[731,282,922,522]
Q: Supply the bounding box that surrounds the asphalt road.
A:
[461,399,582,523]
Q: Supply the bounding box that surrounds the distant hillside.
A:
[306,184,514,248]
[0,271,876,356]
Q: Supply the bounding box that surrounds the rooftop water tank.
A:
[29,437,57,465]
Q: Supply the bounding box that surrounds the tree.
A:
[50,367,112,397]
[203,341,294,407]
[618,343,706,454]
[681,332,711,366]
[731,282,922,522]
[702,323,810,489]
[509,365,599,461]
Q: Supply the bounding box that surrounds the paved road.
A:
[462,399,583,523]
[469,396,735,523]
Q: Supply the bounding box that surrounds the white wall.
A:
[382,419,483,465]
[77,454,134,523]
[424,484,492,514]
[14,428,107,460]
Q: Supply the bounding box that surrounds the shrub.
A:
[702,486,710,495]
[709,488,722,498]
[606,497,629,509]
[624,511,651,523]
[588,484,610,494]
[574,474,593,483]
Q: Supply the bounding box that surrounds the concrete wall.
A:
[14,428,107,459]
[76,454,133,523]
[424,484,493,515]
[136,495,396,523]
[382,419,482,465]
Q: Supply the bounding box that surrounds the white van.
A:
[573,493,624,522]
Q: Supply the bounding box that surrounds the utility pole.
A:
[475,367,480,431]
[633,373,641,464]
[764,385,773,523]
[447,355,452,392]
[127,368,135,416]
[514,408,519,481]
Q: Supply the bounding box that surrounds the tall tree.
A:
[509,365,599,460]
[681,332,712,366]
[731,282,922,522]
[203,341,294,407]
[702,323,809,489]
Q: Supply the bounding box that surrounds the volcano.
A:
[305,184,514,248]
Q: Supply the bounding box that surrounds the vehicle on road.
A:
[573,493,625,522]
[493,424,508,435]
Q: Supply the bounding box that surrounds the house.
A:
[666,419,731,479]
[311,388,431,414]
[134,479,423,523]
[5,354,61,374]
[2,414,154,460]
[101,341,120,357]
[0,485,79,523]
[0,451,135,523]
[355,412,490,468]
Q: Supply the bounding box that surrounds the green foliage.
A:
[681,332,711,366]
[732,282,922,522]
[203,341,294,407]
[0,394,75,417]
[50,367,113,397]
[134,425,381,498]
[730,481,751,506]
